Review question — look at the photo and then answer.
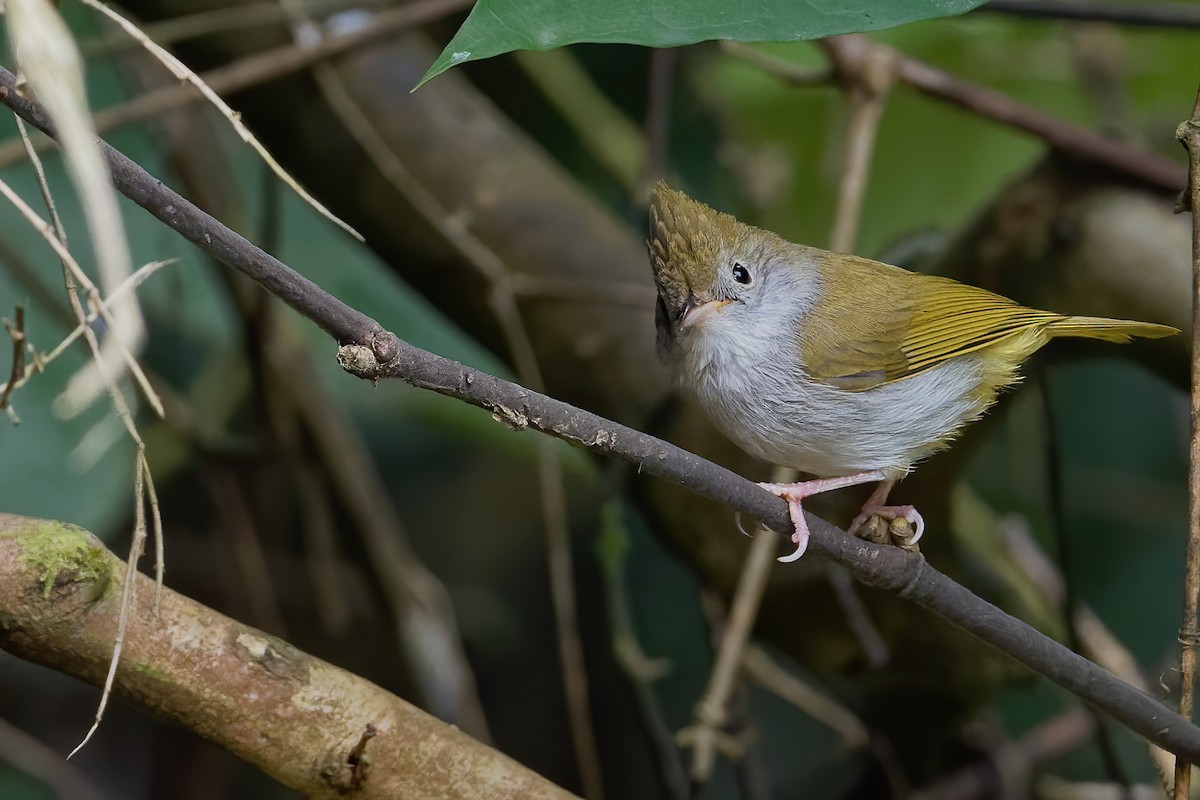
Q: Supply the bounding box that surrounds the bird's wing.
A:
[798,254,1059,391]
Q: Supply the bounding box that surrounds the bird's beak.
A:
[679,296,732,330]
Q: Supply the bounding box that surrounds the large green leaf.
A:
[420,0,987,86]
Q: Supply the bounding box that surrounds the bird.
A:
[647,182,1178,562]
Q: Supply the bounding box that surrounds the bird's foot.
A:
[759,471,886,562]
[757,485,812,562]
[848,504,925,547]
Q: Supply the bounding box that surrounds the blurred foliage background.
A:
[0,1,1197,797]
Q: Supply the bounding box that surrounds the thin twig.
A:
[677,530,777,788]
[824,565,889,667]
[0,305,25,410]
[143,452,163,608]
[0,260,172,400]
[1173,85,1200,800]
[719,42,832,87]
[70,445,150,760]
[726,35,1185,192]
[819,36,896,253]
[598,503,688,800]
[894,43,1183,191]
[6,67,1200,761]
[740,645,868,748]
[13,116,162,418]
[982,0,1200,30]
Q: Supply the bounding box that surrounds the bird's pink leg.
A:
[847,478,925,543]
[759,470,888,563]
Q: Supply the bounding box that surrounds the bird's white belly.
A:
[682,344,987,478]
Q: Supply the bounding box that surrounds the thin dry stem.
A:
[720,41,832,86]
[143,453,163,608]
[536,440,604,799]
[1174,84,1200,800]
[69,445,149,760]
[824,564,889,666]
[741,644,868,748]
[820,37,897,252]
[822,39,895,662]
[13,116,163,418]
[77,0,361,242]
[727,36,1185,192]
[0,260,171,399]
[681,528,778,785]
[14,117,67,235]
[600,507,688,799]
[0,306,26,411]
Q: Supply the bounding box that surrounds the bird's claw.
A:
[777,534,808,563]
[849,505,925,545]
[759,482,812,562]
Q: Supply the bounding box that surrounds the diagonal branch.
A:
[0,514,575,800]
[982,0,1200,30]
[729,34,1186,192]
[3,61,1200,765]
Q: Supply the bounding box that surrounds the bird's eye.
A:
[731,263,751,285]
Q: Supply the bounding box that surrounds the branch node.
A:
[336,343,379,380]
[370,329,400,364]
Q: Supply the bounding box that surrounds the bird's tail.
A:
[1047,315,1179,344]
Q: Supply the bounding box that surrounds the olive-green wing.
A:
[799,254,1059,391]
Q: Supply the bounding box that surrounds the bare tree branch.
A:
[727,34,1187,192]
[0,514,575,800]
[982,1,1200,30]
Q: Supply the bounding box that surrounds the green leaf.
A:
[419,0,987,87]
